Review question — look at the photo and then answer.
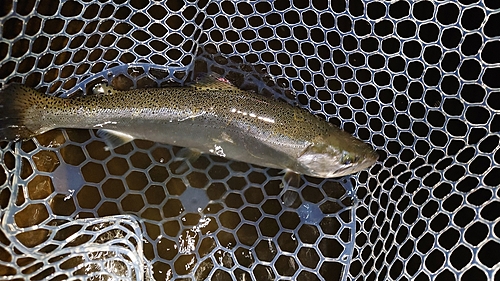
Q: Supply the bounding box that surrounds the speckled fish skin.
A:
[0,82,378,178]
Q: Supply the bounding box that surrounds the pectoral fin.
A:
[174,147,202,174]
[96,129,135,150]
[280,170,302,207]
[282,170,301,189]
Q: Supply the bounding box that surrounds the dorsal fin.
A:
[173,147,202,174]
[190,74,239,91]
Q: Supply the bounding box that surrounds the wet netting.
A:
[0,0,499,280]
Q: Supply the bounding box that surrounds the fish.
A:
[0,78,378,178]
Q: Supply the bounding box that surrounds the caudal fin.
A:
[0,84,42,141]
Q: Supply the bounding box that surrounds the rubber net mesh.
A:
[0,0,499,280]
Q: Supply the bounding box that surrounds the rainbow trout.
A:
[0,79,377,178]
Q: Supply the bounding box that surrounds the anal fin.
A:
[96,129,134,150]
[280,170,302,207]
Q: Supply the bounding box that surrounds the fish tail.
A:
[0,84,45,141]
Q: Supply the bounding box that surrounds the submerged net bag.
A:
[0,0,499,280]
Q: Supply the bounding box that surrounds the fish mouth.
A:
[296,141,379,178]
[365,149,380,165]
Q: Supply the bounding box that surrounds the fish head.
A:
[297,132,378,178]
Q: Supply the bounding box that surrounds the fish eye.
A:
[342,154,360,166]
[342,155,352,165]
